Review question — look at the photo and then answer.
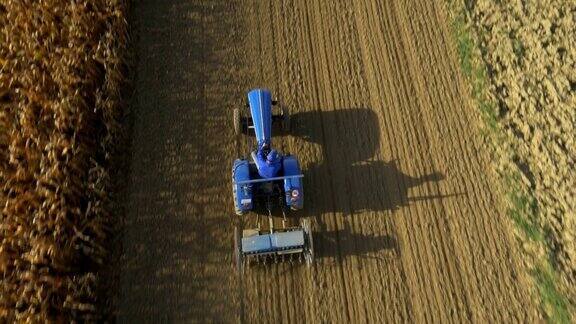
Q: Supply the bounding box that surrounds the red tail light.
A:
[291,189,299,198]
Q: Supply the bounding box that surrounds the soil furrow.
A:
[119,0,537,322]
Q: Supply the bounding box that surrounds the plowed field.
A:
[118,0,537,322]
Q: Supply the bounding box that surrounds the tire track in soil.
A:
[364,1,472,321]
[392,0,537,321]
[118,1,246,322]
[120,0,536,322]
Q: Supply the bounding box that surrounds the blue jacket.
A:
[252,149,282,178]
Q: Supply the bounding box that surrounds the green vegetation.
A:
[533,264,571,324]
[448,3,499,134]
[445,1,571,322]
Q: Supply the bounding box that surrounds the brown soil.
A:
[118,0,537,322]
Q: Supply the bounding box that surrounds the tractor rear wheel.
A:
[233,108,242,136]
[232,188,244,216]
[234,224,244,275]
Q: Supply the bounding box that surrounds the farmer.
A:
[252,143,282,178]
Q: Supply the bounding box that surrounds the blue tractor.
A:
[232,89,314,272]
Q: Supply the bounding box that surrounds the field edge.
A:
[444,0,572,322]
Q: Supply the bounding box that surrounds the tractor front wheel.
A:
[233,108,242,136]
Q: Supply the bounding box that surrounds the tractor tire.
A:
[302,218,314,267]
[232,187,244,216]
[233,108,242,136]
[234,224,244,275]
[281,105,291,132]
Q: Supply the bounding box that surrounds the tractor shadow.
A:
[286,108,459,259]
[290,108,451,216]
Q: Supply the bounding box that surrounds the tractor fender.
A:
[232,159,253,214]
[282,155,303,209]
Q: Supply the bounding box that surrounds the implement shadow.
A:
[314,228,400,260]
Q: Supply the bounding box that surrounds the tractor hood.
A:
[247,88,272,146]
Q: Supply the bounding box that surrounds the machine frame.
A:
[231,89,313,272]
